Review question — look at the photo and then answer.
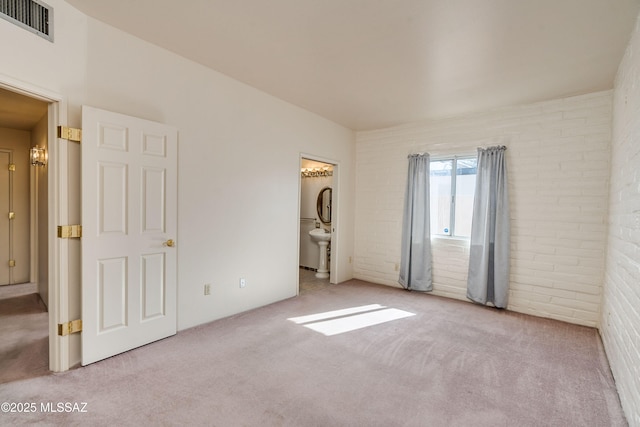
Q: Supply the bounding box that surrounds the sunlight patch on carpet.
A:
[288,304,385,324]
[288,305,415,336]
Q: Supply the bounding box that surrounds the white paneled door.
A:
[81,106,178,365]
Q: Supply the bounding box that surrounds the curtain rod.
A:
[477,145,507,151]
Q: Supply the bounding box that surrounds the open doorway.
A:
[0,86,50,383]
[299,157,337,294]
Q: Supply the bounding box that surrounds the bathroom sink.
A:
[309,228,331,279]
[309,228,331,242]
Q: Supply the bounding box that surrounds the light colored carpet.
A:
[0,279,626,426]
[0,283,49,385]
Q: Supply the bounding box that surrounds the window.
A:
[430,157,477,237]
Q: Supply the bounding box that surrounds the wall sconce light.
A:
[30,147,47,166]
[301,166,333,178]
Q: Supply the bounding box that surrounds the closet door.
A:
[0,150,10,285]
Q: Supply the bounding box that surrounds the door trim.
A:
[0,73,67,372]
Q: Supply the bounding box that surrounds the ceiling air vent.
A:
[0,0,53,41]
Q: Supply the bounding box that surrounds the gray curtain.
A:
[467,146,510,307]
[399,154,432,291]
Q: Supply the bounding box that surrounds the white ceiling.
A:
[58,1,640,130]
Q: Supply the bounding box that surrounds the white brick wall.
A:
[601,13,640,427]
[355,91,612,328]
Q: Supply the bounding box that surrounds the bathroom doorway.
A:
[299,157,337,294]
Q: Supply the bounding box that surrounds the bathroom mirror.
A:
[317,187,332,224]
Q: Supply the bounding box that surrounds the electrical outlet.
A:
[239,278,246,288]
[204,284,211,295]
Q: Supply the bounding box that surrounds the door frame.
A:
[298,153,340,289]
[0,73,67,372]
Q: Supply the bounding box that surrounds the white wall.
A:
[355,91,612,327]
[82,21,355,332]
[0,0,355,365]
[601,12,640,427]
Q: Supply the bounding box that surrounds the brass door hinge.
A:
[8,163,15,171]
[8,212,14,219]
[57,225,82,238]
[58,319,82,336]
[57,126,82,142]
[8,260,15,267]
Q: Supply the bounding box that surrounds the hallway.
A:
[0,282,48,384]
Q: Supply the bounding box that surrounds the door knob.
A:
[163,239,175,247]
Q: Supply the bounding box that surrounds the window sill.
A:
[431,235,470,244]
